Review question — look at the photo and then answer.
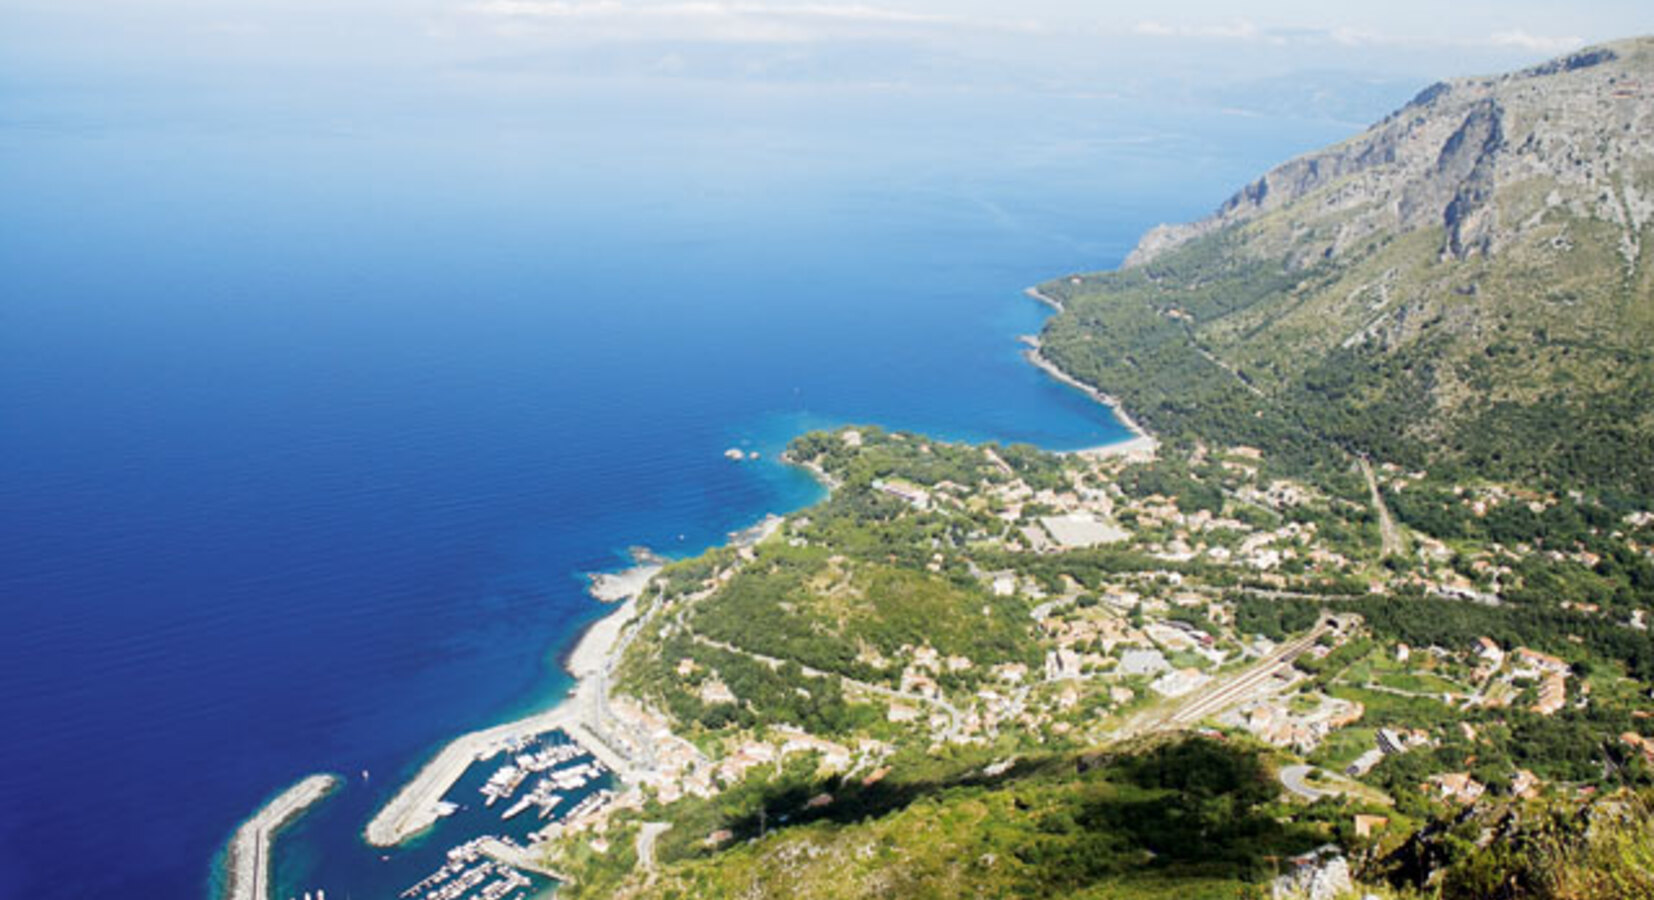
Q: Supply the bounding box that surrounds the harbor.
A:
[364,705,581,847]
[397,837,534,900]
[224,556,659,900]
[366,559,658,849]
[363,625,639,847]
[387,733,612,900]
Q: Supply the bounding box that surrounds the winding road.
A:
[1279,764,1328,801]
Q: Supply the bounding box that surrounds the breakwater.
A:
[224,774,339,900]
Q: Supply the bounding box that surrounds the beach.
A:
[1019,332,1159,459]
[588,552,665,604]
[365,511,791,850]
[362,587,646,848]
[1024,286,1065,312]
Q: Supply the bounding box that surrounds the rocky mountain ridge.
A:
[1125,37,1654,271]
[1039,36,1654,497]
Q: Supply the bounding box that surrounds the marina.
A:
[479,741,603,821]
[397,838,534,900]
[379,733,612,900]
[365,573,647,850]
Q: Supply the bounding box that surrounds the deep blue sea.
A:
[0,76,1375,899]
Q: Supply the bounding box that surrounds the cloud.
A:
[193,21,268,37]
[1487,29,1584,54]
[1131,19,1263,42]
[1127,17,1585,57]
[467,1,942,24]
[459,1,987,43]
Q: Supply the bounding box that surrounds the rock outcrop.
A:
[1041,36,1654,497]
[1124,39,1654,269]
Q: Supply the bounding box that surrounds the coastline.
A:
[588,563,663,605]
[363,585,647,847]
[1024,340,1157,458]
[364,515,787,849]
[1019,294,1159,460]
[368,318,1150,849]
[223,774,339,900]
[262,291,1144,877]
[1024,285,1065,312]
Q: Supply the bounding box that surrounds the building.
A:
[1430,772,1485,805]
[1514,647,1570,677]
[1353,815,1390,838]
[1346,748,1385,777]
[1474,637,1505,665]
[1532,674,1567,716]
[871,478,930,510]
[1118,648,1170,677]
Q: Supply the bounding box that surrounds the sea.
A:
[0,75,1385,899]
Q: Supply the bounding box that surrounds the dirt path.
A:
[1359,456,1403,558]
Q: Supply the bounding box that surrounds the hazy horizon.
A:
[6,1,1650,133]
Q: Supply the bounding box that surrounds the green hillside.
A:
[1037,37,1654,499]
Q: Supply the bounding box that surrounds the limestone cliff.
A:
[1040,36,1654,496]
[1125,39,1654,271]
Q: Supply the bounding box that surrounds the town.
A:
[521,426,1654,897]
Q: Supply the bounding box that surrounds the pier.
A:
[224,774,339,900]
[476,837,571,881]
[365,706,578,846]
[367,562,667,848]
[365,668,650,847]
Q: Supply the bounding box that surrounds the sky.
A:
[0,1,1650,156]
[4,0,1649,95]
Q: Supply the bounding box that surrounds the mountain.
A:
[521,41,1654,900]
[1037,36,1654,499]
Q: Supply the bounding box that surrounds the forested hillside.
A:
[1038,37,1654,499]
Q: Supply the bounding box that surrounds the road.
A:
[1279,764,1327,801]
[637,822,671,872]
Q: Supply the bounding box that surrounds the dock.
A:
[476,838,572,882]
[366,670,647,847]
[365,706,578,846]
[368,573,658,848]
[224,774,339,900]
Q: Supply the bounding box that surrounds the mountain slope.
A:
[1038,37,1654,498]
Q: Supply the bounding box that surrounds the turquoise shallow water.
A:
[0,76,1382,898]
